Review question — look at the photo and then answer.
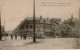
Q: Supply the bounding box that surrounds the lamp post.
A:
[79,8,80,38]
[33,0,36,42]
[0,8,2,40]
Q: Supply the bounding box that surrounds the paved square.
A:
[0,36,79,50]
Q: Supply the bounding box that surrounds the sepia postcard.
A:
[0,0,80,50]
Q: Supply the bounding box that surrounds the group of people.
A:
[10,34,27,40]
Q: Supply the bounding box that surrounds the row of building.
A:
[13,15,78,38]
[13,16,62,38]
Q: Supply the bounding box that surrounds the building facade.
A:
[14,16,52,38]
[13,16,63,38]
[13,15,78,38]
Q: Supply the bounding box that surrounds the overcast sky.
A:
[0,0,80,31]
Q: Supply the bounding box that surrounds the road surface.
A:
[0,36,79,50]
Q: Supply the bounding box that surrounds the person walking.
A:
[10,34,13,40]
[15,35,17,40]
[23,35,26,40]
[4,35,6,40]
[20,35,23,40]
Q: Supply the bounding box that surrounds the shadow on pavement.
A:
[23,41,43,46]
[0,40,5,41]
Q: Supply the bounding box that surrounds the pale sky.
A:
[0,0,80,31]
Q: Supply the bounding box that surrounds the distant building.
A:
[18,16,51,38]
[13,15,79,38]
[13,16,62,38]
[63,14,79,37]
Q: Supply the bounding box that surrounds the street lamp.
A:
[33,0,36,42]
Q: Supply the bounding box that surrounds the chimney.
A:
[40,16,42,19]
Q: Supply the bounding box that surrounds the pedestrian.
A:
[23,35,26,40]
[20,35,23,40]
[4,35,6,40]
[10,34,13,40]
[15,35,17,40]
[0,34,3,40]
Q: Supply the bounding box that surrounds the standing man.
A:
[15,35,17,40]
[10,34,13,40]
[23,35,26,40]
[20,35,23,40]
[0,33,2,40]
